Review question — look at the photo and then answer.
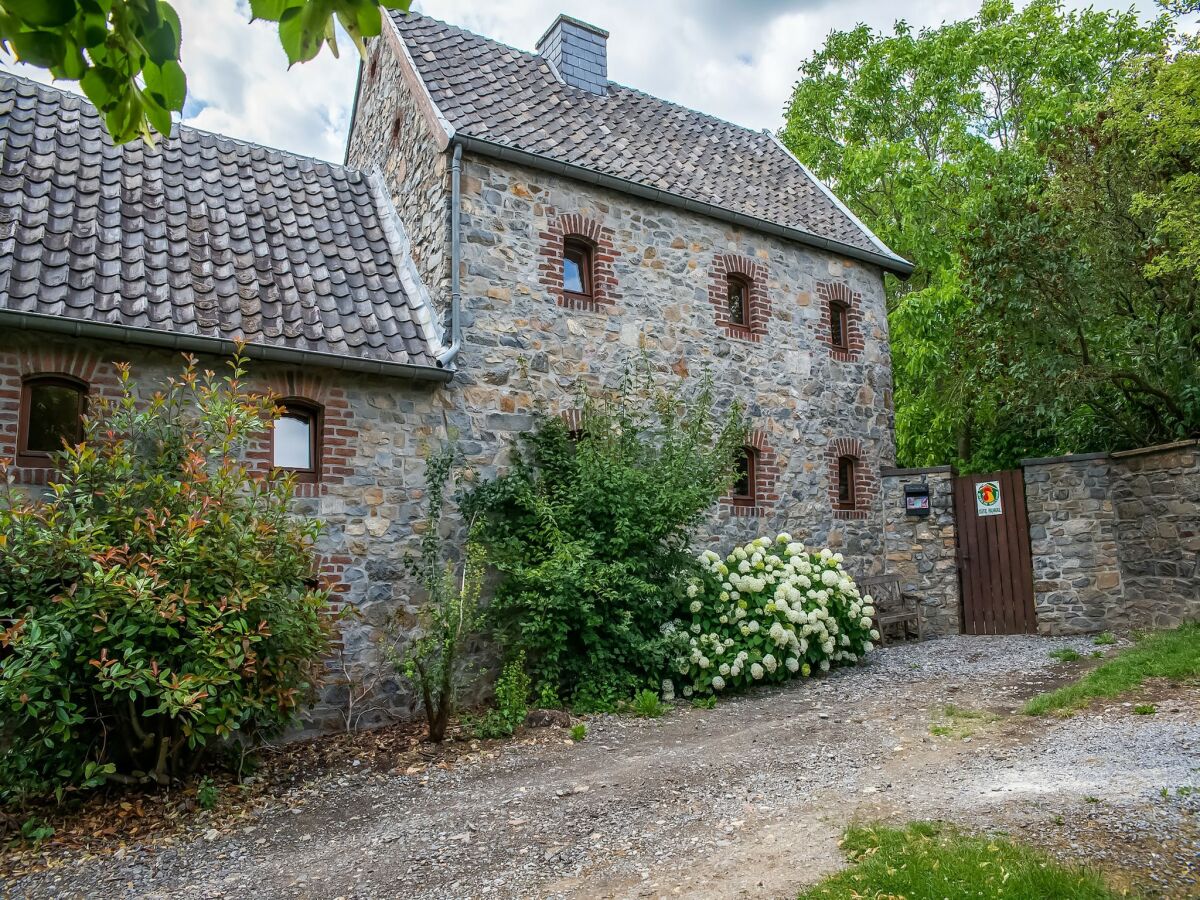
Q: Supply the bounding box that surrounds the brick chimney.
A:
[536,14,609,95]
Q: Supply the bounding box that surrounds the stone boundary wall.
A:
[1022,440,1198,633]
[880,466,960,635]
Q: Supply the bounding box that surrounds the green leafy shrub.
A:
[669,534,876,697]
[0,357,331,801]
[690,696,718,710]
[570,723,587,742]
[196,777,219,811]
[472,653,531,739]
[627,688,667,718]
[0,356,331,803]
[463,368,745,704]
[388,445,482,743]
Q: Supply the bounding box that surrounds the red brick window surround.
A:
[16,373,88,468]
[827,437,875,520]
[538,213,618,312]
[816,282,865,361]
[722,428,779,517]
[710,254,770,341]
[252,372,356,499]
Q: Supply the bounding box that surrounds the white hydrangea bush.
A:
[666,533,880,696]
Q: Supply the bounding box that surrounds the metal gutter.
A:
[436,141,464,369]
[0,310,453,383]
[453,134,916,277]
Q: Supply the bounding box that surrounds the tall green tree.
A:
[963,48,1200,449]
[781,0,1176,468]
[0,0,411,144]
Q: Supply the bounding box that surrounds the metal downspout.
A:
[436,141,463,368]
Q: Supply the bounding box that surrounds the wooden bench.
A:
[857,574,922,645]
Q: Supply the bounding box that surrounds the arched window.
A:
[18,374,87,464]
[829,299,849,351]
[727,274,750,327]
[562,237,593,301]
[730,446,758,507]
[836,455,858,511]
[273,399,322,481]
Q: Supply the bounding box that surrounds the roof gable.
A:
[0,73,445,373]
[388,12,909,272]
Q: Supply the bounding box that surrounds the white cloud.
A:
[0,0,1181,162]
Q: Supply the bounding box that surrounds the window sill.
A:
[558,291,610,313]
[718,323,764,343]
[834,508,869,520]
[722,499,764,517]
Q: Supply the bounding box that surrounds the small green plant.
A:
[691,696,718,709]
[197,777,219,811]
[1091,650,1105,658]
[627,689,667,718]
[1093,632,1117,646]
[472,654,532,739]
[19,818,55,847]
[570,723,587,742]
[537,684,563,710]
[388,445,483,744]
[929,724,953,737]
[1084,795,1101,804]
[1050,648,1083,662]
[1053,814,1065,825]
[1133,703,1157,715]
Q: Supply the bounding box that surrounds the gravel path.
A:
[5,634,1198,899]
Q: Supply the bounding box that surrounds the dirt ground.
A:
[4,633,1198,899]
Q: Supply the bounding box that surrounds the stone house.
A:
[0,12,911,719]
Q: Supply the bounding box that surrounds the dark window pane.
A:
[838,456,855,507]
[728,280,746,324]
[274,411,313,469]
[25,382,83,453]
[563,248,586,294]
[733,448,752,498]
[831,303,846,348]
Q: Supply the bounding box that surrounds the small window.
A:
[727,275,750,326]
[563,238,592,298]
[830,301,849,350]
[273,400,321,480]
[18,375,87,463]
[731,446,757,506]
[837,455,857,510]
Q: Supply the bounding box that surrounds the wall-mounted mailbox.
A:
[904,483,931,517]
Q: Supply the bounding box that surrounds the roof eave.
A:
[0,310,453,383]
[453,135,916,277]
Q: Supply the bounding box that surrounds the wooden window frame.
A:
[730,446,758,508]
[726,274,751,328]
[836,455,858,511]
[273,398,323,483]
[829,300,849,351]
[17,374,87,467]
[562,237,594,304]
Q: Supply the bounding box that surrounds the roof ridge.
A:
[390,11,778,144]
[0,69,365,179]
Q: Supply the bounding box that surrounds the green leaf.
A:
[3,0,78,28]
[143,58,186,111]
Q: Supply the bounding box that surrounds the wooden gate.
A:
[951,470,1037,634]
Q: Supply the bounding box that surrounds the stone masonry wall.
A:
[1111,442,1200,628]
[881,467,960,635]
[1023,442,1199,634]
[345,34,449,304]
[451,152,897,569]
[1022,454,1122,634]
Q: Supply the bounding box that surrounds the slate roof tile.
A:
[391,13,901,262]
[0,72,440,369]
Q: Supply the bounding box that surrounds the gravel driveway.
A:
[6,634,1199,899]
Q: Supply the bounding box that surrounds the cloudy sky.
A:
[0,0,1178,163]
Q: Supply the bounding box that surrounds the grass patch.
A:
[929,704,999,739]
[1050,647,1083,662]
[1025,623,1200,716]
[1093,632,1117,646]
[1133,703,1157,715]
[798,822,1122,899]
